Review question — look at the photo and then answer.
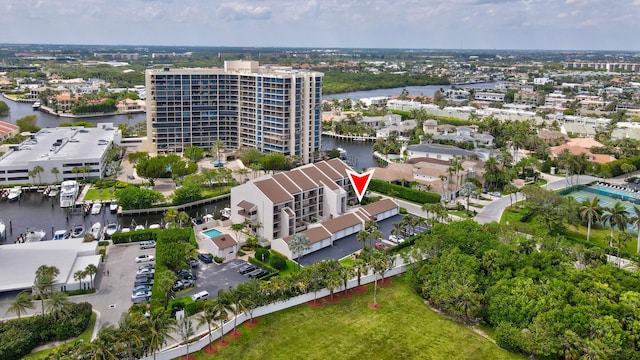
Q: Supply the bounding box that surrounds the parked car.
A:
[132,285,152,293]
[249,269,269,279]
[135,254,155,263]
[136,268,155,276]
[138,263,155,271]
[172,279,195,292]
[131,290,152,300]
[238,264,256,274]
[245,268,263,278]
[176,269,195,280]
[198,253,213,263]
[139,241,156,249]
[489,191,502,197]
[191,217,204,226]
[191,290,209,301]
[375,243,390,251]
[188,257,199,268]
[132,295,150,304]
[134,278,154,286]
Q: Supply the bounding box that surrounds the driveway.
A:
[178,259,249,299]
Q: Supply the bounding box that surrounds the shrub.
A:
[111,229,157,244]
[248,256,279,276]
[399,207,408,214]
[171,297,196,316]
[369,179,440,204]
[269,254,287,270]
[255,248,270,262]
[237,250,246,257]
[213,256,223,263]
[98,241,109,246]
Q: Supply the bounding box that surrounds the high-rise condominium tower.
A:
[145,61,323,163]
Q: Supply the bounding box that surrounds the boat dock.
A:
[322,131,377,142]
[119,193,230,216]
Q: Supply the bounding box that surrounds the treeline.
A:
[408,220,640,359]
[50,64,144,88]
[322,71,450,95]
[70,98,117,115]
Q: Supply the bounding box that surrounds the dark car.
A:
[250,269,269,279]
[188,257,199,268]
[132,296,150,304]
[198,253,213,264]
[238,264,256,274]
[170,303,184,317]
[176,269,195,280]
[245,268,263,278]
[134,278,154,286]
[191,217,204,226]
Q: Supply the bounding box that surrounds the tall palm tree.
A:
[118,312,147,360]
[632,206,640,253]
[177,316,195,360]
[196,300,220,352]
[33,165,44,184]
[326,269,343,300]
[602,202,630,248]
[212,298,229,345]
[45,291,72,320]
[219,288,245,337]
[34,265,58,315]
[356,230,369,250]
[369,251,391,309]
[50,167,60,183]
[353,258,368,288]
[235,167,250,183]
[74,270,86,291]
[84,264,98,288]
[148,308,177,360]
[211,140,225,163]
[79,325,120,360]
[288,233,310,270]
[6,291,34,319]
[580,197,602,242]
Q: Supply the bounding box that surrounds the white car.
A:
[135,254,155,263]
[136,268,155,275]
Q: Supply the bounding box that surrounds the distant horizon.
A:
[2,43,639,54]
[3,1,639,52]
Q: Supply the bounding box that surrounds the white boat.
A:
[48,188,59,197]
[25,228,46,242]
[221,207,231,219]
[59,181,80,208]
[71,224,85,238]
[7,187,22,202]
[53,229,69,240]
[105,222,119,238]
[90,222,101,240]
[0,219,5,240]
[203,214,215,223]
[109,200,118,213]
[148,224,161,229]
[32,101,41,109]
[134,225,145,231]
[121,227,131,233]
[91,203,102,215]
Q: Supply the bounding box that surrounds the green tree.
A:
[50,167,60,183]
[580,197,602,242]
[171,182,202,206]
[115,186,164,210]
[32,165,44,184]
[73,270,86,291]
[156,270,177,309]
[369,251,392,309]
[16,115,40,133]
[631,206,640,253]
[289,233,310,270]
[196,299,221,352]
[84,264,98,289]
[147,308,177,360]
[127,151,149,166]
[0,100,9,116]
[357,230,370,250]
[136,156,169,186]
[33,265,59,315]
[459,181,477,213]
[45,291,72,320]
[211,140,225,162]
[163,208,178,228]
[183,146,204,163]
[6,291,34,319]
[177,316,195,359]
[602,201,630,248]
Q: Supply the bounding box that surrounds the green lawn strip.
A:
[83,187,116,201]
[190,277,522,360]
[468,202,484,208]
[277,259,297,276]
[23,312,97,360]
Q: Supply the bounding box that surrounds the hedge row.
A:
[594,154,640,178]
[0,302,92,360]
[369,179,441,204]
[111,229,158,244]
[248,256,279,279]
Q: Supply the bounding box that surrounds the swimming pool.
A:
[202,228,222,238]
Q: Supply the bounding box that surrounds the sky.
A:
[2,0,640,51]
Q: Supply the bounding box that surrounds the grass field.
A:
[188,277,522,360]
[83,187,116,201]
[23,312,97,360]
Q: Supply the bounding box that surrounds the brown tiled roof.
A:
[237,200,256,211]
[299,166,340,190]
[315,161,343,180]
[284,170,317,191]
[284,227,331,245]
[325,158,353,178]
[360,199,398,217]
[321,213,362,233]
[273,173,302,194]
[210,234,237,249]
[254,178,293,204]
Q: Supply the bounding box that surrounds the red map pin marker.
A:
[347,169,375,203]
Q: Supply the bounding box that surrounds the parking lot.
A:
[178,258,250,300]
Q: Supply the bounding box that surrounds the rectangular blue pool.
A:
[202,228,222,238]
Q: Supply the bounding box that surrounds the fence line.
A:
[141,256,409,360]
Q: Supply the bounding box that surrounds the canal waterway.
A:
[324,82,497,101]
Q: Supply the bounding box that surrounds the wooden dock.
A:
[119,193,230,216]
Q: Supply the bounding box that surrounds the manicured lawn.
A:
[277,258,298,276]
[23,312,97,360]
[83,187,116,201]
[188,277,522,360]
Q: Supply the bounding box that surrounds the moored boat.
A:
[71,224,85,238]
[60,181,80,208]
[7,187,22,202]
[0,219,5,240]
[25,228,46,242]
[105,223,119,238]
[91,203,102,215]
[90,222,101,240]
[109,200,118,213]
[53,229,69,240]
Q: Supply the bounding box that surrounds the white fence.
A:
[142,256,410,360]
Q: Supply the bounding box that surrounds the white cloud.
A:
[217,2,272,21]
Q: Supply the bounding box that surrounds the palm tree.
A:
[235,167,250,183]
[85,264,98,288]
[28,169,37,185]
[34,265,59,315]
[156,270,177,309]
[196,300,221,352]
[357,230,369,250]
[219,288,245,337]
[148,308,177,360]
[602,202,630,248]
[369,251,391,309]
[45,291,72,320]
[118,312,147,360]
[79,325,120,360]
[33,165,44,184]
[6,291,34,319]
[580,197,602,242]
[326,269,343,300]
[74,270,86,291]
[50,167,60,183]
[368,228,383,248]
[289,233,310,270]
[177,211,190,228]
[459,181,477,213]
[632,206,640,253]
[212,298,229,345]
[230,222,245,244]
[353,258,368,288]
[211,140,225,163]
[249,163,263,179]
[177,316,195,359]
